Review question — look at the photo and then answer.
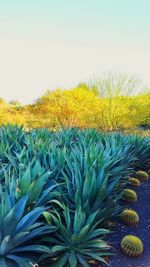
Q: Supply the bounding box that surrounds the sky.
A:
[0,0,150,104]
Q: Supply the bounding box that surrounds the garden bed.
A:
[109,174,150,267]
[0,125,150,267]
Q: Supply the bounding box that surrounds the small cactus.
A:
[121,235,143,257]
[123,189,137,203]
[135,171,148,182]
[128,177,140,186]
[120,209,139,225]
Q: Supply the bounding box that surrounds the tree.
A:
[88,73,144,131]
[9,100,22,106]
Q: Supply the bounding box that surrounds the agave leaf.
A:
[63,205,71,230]
[85,228,110,241]
[51,245,68,252]
[14,226,54,245]
[73,206,86,233]
[82,173,91,203]
[97,174,109,203]
[0,257,8,267]
[0,235,14,255]
[20,165,31,195]
[3,196,28,236]
[69,251,77,267]
[6,254,35,267]
[15,207,45,233]
[81,251,109,265]
[43,212,52,224]
[51,254,69,267]
[77,255,90,267]
[83,239,109,248]
[27,177,45,204]
[11,245,51,253]
[86,210,99,225]
[77,225,90,240]
[35,183,58,207]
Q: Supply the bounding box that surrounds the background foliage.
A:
[0,74,150,132]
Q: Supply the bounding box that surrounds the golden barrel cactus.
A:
[121,235,143,257]
[128,177,140,186]
[120,209,139,225]
[135,171,148,182]
[123,189,137,203]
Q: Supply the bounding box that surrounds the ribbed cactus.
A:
[135,171,148,182]
[120,209,139,225]
[128,177,140,186]
[123,189,137,203]
[121,235,143,257]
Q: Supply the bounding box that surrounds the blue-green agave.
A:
[40,202,112,267]
[0,193,55,267]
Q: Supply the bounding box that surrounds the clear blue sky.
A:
[0,0,150,103]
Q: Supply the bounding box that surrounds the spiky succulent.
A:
[2,161,58,208]
[0,193,55,267]
[128,178,140,186]
[0,126,150,266]
[120,209,139,225]
[40,202,112,266]
[135,171,148,182]
[123,189,137,203]
[121,235,143,257]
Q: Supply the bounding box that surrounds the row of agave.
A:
[0,125,150,266]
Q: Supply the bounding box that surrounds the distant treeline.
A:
[0,74,150,132]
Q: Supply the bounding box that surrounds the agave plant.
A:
[0,125,149,266]
[0,192,55,267]
[123,134,150,170]
[2,161,59,208]
[40,202,112,267]
[59,138,134,220]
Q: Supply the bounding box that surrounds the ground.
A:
[109,175,150,267]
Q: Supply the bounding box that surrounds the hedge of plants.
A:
[0,125,150,266]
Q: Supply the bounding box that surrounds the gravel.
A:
[109,175,150,267]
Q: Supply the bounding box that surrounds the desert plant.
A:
[40,202,112,266]
[121,235,143,257]
[123,189,137,203]
[135,171,148,181]
[0,193,55,266]
[120,209,139,225]
[2,162,59,208]
[0,125,149,265]
[128,177,140,186]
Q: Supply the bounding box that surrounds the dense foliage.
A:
[0,125,150,266]
[0,75,150,132]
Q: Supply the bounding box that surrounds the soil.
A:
[40,175,150,267]
[109,175,150,267]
